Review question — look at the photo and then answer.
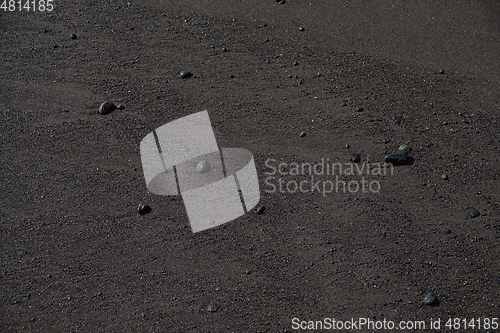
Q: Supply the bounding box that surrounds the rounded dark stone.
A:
[424,292,437,305]
[350,153,361,163]
[256,205,265,214]
[384,150,409,165]
[70,33,77,40]
[356,106,364,112]
[179,70,191,78]
[299,27,304,31]
[341,102,347,107]
[207,301,218,312]
[299,131,306,138]
[137,202,151,215]
[99,101,116,115]
[470,209,480,218]
[393,115,403,124]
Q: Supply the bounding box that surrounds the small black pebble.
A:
[179,70,191,78]
[229,74,234,78]
[439,69,445,74]
[350,153,361,163]
[70,33,77,40]
[424,292,437,305]
[383,139,390,144]
[393,115,403,124]
[356,106,364,112]
[256,205,265,214]
[384,149,409,165]
[222,47,227,52]
[207,301,218,312]
[341,102,347,107]
[470,210,480,218]
[264,38,269,42]
[43,29,48,33]
[299,27,304,31]
[138,202,150,215]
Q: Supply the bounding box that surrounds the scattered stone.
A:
[383,139,390,144]
[441,174,448,180]
[293,61,298,66]
[222,47,228,52]
[245,269,251,274]
[278,0,285,4]
[196,160,211,174]
[99,101,116,115]
[438,69,445,74]
[393,115,403,124]
[299,131,306,137]
[179,70,191,78]
[256,205,265,214]
[53,44,59,49]
[298,27,304,31]
[356,106,364,112]
[345,144,350,148]
[137,202,150,215]
[470,210,480,218]
[384,149,409,165]
[350,153,361,163]
[264,38,269,42]
[229,74,234,78]
[43,29,48,33]
[116,104,125,110]
[207,301,218,312]
[424,292,437,305]
[341,102,347,107]
[70,33,77,40]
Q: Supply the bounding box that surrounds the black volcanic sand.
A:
[1,1,499,332]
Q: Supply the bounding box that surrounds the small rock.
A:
[99,101,116,115]
[43,29,48,33]
[229,74,234,78]
[299,131,306,137]
[441,174,448,180]
[345,144,350,148]
[207,301,218,312]
[470,210,480,218]
[256,205,265,214]
[264,38,269,42]
[245,269,251,274]
[383,139,390,144]
[341,102,347,107]
[116,104,125,110]
[293,61,298,66]
[179,70,191,78]
[438,69,445,74]
[70,33,77,40]
[424,292,437,305]
[350,153,361,163]
[356,106,364,112]
[137,202,150,215]
[384,149,409,165]
[392,115,403,124]
[298,27,304,31]
[196,160,211,174]
[222,47,228,52]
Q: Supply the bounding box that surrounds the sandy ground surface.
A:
[1,0,499,332]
